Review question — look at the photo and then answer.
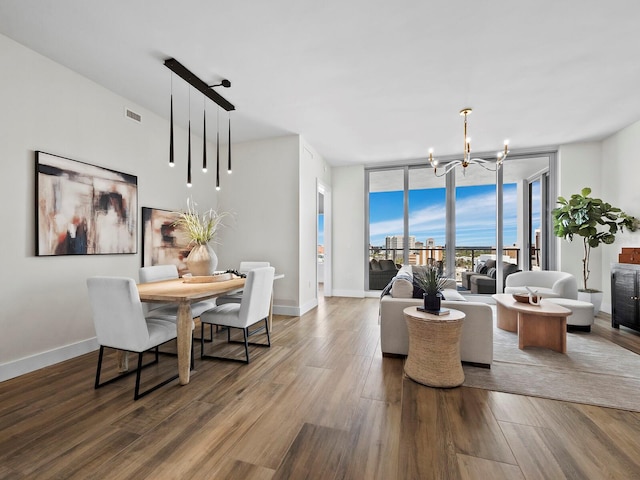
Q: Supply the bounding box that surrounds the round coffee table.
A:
[403,306,466,388]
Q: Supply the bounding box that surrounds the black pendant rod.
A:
[228,114,232,174]
[216,109,220,190]
[202,101,207,172]
[169,74,174,167]
[164,58,235,112]
[187,88,192,187]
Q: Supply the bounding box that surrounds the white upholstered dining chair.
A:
[199,266,275,363]
[215,261,271,306]
[86,276,179,400]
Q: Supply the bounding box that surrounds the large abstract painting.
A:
[142,207,192,276]
[36,151,138,256]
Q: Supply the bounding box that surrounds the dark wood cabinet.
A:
[611,263,640,332]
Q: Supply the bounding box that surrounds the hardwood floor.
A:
[2,296,640,479]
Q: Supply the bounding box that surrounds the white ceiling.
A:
[1,0,639,167]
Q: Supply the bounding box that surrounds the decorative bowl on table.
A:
[183,272,233,283]
[512,293,538,304]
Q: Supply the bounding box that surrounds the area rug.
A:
[462,316,640,412]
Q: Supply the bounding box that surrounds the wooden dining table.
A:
[137,276,245,385]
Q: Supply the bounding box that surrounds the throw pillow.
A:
[475,263,488,274]
[486,267,497,279]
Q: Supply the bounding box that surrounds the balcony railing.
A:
[369,246,521,282]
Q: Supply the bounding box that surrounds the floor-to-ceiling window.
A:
[454,165,498,283]
[408,167,447,273]
[366,152,556,291]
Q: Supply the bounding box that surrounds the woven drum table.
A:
[403,306,465,388]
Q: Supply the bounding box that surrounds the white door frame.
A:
[317,180,332,297]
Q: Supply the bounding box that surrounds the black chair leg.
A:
[264,318,271,347]
[94,342,178,400]
[201,323,205,359]
[243,328,250,363]
[94,345,105,389]
[134,352,144,400]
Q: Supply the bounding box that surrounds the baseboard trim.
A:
[333,289,366,298]
[0,338,99,383]
[272,305,301,317]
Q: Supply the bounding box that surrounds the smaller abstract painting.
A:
[142,207,192,276]
[36,151,138,256]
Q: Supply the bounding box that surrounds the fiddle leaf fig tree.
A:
[552,187,639,292]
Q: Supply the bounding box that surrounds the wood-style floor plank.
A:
[271,422,348,480]
[456,453,525,480]
[443,387,517,465]
[398,378,460,479]
[1,296,640,479]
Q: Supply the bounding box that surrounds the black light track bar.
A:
[164,58,235,112]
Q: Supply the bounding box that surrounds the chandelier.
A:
[428,108,509,177]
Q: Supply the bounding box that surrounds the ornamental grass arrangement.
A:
[173,198,230,246]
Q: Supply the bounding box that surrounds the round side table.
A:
[403,306,465,388]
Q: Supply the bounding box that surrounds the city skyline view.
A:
[369,183,540,248]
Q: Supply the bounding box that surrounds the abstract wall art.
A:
[141,207,192,276]
[35,151,138,256]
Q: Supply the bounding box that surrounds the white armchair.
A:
[504,271,578,299]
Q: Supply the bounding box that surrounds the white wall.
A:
[299,139,331,313]
[558,132,640,313]
[0,34,217,380]
[601,120,640,310]
[556,142,602,291]
[332,165,365,297]
[215,135,301,314]
[215,135,331,317]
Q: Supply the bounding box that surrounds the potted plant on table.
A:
[414,265,450,312]
[173,198,230,276]
[551,187,638,312]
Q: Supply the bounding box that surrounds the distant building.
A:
[385,235,415,250]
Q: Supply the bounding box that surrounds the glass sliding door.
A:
[408,167,447,274]
[500,155,550,277]
[530,179,542,270]
[366,152,556,291]
[368,168,405,289]
[454,164,497,286]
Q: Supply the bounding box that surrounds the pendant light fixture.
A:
[202,97,207,173]
[163,58,235,187]
[187,88,192,188]
[216,107,220,191]
[227,112,232,174]
[169,73,174,168]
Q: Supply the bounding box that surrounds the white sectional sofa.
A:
[379,266,493,367]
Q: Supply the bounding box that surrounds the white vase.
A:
[186,243,218,276]
[578,290,603,316]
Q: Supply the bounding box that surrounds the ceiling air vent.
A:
[124,107,142,123]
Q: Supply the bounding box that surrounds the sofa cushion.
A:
[370,259,381,271]
[475,263,487,274]
[391,278,414,298]
[379,259,397,271]
[441,289,466,301]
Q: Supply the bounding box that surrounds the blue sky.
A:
[369,183,532,247]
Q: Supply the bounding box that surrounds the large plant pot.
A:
[186,243,218,276]
[423,292,442,312]
[578,290,603,316]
